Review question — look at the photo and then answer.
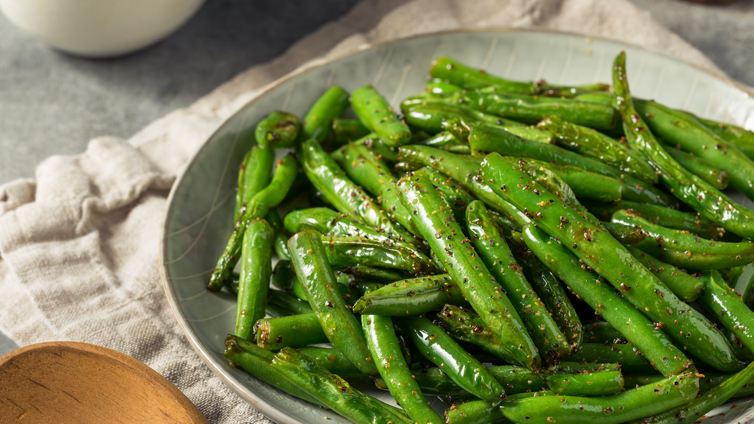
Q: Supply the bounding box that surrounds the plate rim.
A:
[159,26,754,424]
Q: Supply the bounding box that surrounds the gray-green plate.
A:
[160,28,754,424]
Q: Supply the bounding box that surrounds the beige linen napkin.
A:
[0,0,722,422]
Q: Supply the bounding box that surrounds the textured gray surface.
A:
[628,0,754,87]
[0,0,753,354]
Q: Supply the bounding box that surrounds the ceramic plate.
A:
[160,28,754,424]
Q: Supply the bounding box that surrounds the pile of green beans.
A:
[210,53,754,424]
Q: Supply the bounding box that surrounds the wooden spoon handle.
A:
[0,341,209,424]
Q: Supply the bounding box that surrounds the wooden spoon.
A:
[0,341,209,424]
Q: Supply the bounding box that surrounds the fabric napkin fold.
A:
[0,0,725,422]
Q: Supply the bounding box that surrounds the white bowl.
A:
[0,0,205,57]
[160,28,754,424]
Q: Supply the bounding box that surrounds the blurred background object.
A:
[0,0,205,57]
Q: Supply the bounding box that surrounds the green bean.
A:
[636,99,754,199]
[515,252,583,352]
[383,365,548,399]
[437,304,524,363]
[209,154,298,292]
[725,326,754,363]
[499,371,698,424]
[265,209,290,260]
[416,131,464,149]
[466,91,617,131]
[637,362,754,424]
[335,142,421,237]
[698,371,754,398]
[226,272,241,295]
[385,363,623,402]
[288,230,377,375]
[343,265,408,283]
[467,200,571,360]
[728,264,754,310]
[695,115,754,160]
[581,199,723,240]
[290,268,366,304]
[234,145,275,222]
[284,207,396,245]
[566,343,655,373]
[254,313,327,350]
[375,367,467,397]
[482,154,743,372]
[321,235,432,274]
[396,168,539,369]
[271,347,411,424]
[351,85,411,147]
[363,314,443,424]
[662,144,730,190]
[397,145,530,228]
[301,86,349,143]
[287,273,306,303]
[334,271,382,295]
[520,225,692,377]
[552,361,622,374]
[234,218,274,340]
[627,247,703,302]
[622,374,663,389]
[332,118,370,145]
[266,290,313,317]
[699,270,754,357]
[294,347,372,384]
[360,133,399,162]
[224,335,324,407]
[610,209,754,270]
[422,168,475,225]
[444,400,505,424]
[299,138,412,243]
[467,153,624,205]
[429,57,608,96]
[529,160,624,203]
[400,317,505,401]
[612,51,754,239]
[545,371,623,396]
[424,79,463,94]
[538,115,657,183]
[403,103,553,143]
[270,260,295,291]
[255,111,300,149]
[467,122,676,207]
[352,275,469,316]
[582,321,626,344]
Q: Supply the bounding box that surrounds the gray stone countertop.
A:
[0,0,753,354]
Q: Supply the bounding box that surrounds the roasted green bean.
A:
[288,230,377,375]
[234,145,275,222]
[612,51,754,239]
[234,218,273,340]
[351,85,411,147]
[396,168,539,369]
[400,316,505,401]
[467,200,571,360]
[482,154,743,372]
[209,154,298,291]
[353,275,468,316]
[363,314,443,424]
[610,209,754,270]
[301,86,349,143]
